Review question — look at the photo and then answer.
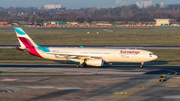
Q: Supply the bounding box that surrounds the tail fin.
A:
[14,27,50,58]
[14,27,38,49]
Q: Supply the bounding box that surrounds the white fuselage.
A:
[40,47,158,63]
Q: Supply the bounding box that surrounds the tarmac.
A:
[0,64,180,101]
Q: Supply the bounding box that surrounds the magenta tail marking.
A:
[18,37,42,58]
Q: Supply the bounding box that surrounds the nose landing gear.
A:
[140,62,144,68]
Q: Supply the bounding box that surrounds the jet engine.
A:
[85,59,104,66]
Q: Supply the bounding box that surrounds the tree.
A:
[87,17,93,24]
[155,3,160,8]
[7,17,13,23]
[63,18,67,22]
[39,18,44,23]
[109,18,116,24]
[66,11,78,22]
[22,12,29,21]
[76,17,84,23]
[29,15,35,22]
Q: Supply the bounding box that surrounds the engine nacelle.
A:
[85,59,104,66]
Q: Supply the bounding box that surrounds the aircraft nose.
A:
[154,55,158,59]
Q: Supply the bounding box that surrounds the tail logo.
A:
[18,37,34,48]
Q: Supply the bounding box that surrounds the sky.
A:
[1,0,180,8]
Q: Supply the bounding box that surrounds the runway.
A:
[0,64,180,101]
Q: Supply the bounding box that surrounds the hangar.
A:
[155,19,171,26]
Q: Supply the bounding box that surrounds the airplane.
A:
[14,27,158,68]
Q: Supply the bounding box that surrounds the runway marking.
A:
[166,69,178,77]
[147,81,156,82]
[28,86,82,90]
[111,69,178,101]
[173,77,180,78]
[2,86,83,93]
[0,79,19,81]
[159,85,180,87]
[29,86,54,89]
[163,96,180,98]
[112,92,128,94]
[99,91,128,94]
[57,87,82,90]
[111,83,146,101]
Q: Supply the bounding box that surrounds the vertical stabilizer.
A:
[14,27,44,58]
[14,27,38,49]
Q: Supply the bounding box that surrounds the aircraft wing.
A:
[46,52,102,60]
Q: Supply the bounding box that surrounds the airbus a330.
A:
[14,27,158,68]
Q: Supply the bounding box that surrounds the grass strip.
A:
[1,28,180,45]
[0,71,62,74]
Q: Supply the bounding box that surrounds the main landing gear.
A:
[76,63,87,68]
[140,62,144,68]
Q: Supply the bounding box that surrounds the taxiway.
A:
[0,65,180,101]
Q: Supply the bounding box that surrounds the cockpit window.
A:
[149,53,154,55]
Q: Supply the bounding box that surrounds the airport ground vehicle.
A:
[159,74,167,81]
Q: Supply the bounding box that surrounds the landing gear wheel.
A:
[140,65,144,68]
[140,62,144,68]
[76,64,86,68]
[76,64,80,68]
[80,64,84,68]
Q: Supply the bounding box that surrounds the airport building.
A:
[154,19,171,26]
[44,4,62,9]
[136,1,152,8]
[0,21,8,25]
[161,2,165,8]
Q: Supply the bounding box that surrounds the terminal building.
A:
[136,1,152,8]
[154,19,171,26]
[44,4,62,9]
